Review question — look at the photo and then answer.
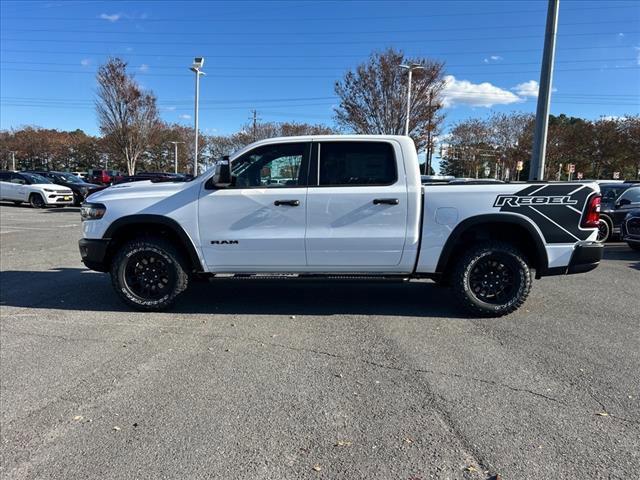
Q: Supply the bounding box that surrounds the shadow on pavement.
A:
[0,267,469,318]
[43,207,81,213]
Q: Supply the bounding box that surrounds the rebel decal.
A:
[494,195,578,207]
[494,184,595,244]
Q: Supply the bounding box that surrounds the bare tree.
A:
[334,48,446,153]
[95,58,160,175]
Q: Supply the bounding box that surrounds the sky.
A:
[1,0,639,142]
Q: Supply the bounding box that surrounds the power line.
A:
[2,19,636,36]
[1,58,636,71]
[1,65,637,78]
[1,3,634,22]
[3,30,638,47]
[2,44,635,59]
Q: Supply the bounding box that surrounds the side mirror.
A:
[206,156,232,189]
[617,198,631,207]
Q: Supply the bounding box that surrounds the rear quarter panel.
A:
[416,182,599,273]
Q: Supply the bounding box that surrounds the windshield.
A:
[22,173,52,184]
[55,172,83,183]
[600,185,629,202]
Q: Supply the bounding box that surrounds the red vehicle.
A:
[86,169,123,186]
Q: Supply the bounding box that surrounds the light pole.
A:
[399,63,424,136]
[168,141,185,174]
[190,57,205,176]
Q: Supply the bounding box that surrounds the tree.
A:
[334,48,446,155]
[95,58,161,175]
[205,120,335,160]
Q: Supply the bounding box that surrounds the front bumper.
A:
[44,193,74,205]
[78,238,110,272]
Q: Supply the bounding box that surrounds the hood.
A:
[33,183,73,193]
[86,179,193,202]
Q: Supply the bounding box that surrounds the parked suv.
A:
[114,172,188,184]
[621,209,640,251]
[0,171,74,208]
[599,183,640,242]
[86,169,122,186]
[27,171,105,206]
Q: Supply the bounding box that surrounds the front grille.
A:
[626,218,640,236]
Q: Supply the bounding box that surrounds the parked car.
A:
[0,171,74,208]
[620,209,640,251]
[113,172,188,184]
[26,170,105,206]
[598,184,640,242]
[86,169,123,186]
[79,135,602,316]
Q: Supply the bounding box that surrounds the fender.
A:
[103,214,204,272]
[435,213,549,274]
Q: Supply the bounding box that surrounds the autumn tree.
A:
[334,48,446,158]
[95,58,161,175]
[205,120,335,160]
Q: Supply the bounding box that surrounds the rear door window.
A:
[316,141,397,186]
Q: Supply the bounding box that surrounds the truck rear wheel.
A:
[110,237,189,311]
[451,241,531,317]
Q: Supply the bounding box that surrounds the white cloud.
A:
[512,80,539,98]
[483,55,503,63]
[161,106,177,112]
[441,75,521,107]
[178,114,191,120]
[618,33,625,38]
[138,64,149,73]
[99,13,121,22]
[80,58,91,67]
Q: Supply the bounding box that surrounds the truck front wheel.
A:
[110,237,189,311]
[451,241,531,317]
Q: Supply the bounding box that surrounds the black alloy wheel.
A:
[123,251,175,302]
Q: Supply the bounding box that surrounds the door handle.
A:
[274,199,300,207]
[373,198,399,205]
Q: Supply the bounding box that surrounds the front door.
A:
[613,187,640,227]
[305,140,409,268]
[198,141,311,270]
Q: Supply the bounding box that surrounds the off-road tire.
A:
[451,241,532,317]
[110,236,189,311]
[29,193,45,208]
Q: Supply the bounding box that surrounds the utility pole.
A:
[399,63,424,136]
[250,109,259,142]
[169,141,185,174]
[10,151,16,170]
[529,0,560,181]
[424,91,433,175]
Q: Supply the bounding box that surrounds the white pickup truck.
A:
[78,135,603,316]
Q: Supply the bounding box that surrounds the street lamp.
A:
[168,141,185,174]
[399,63,424,136]
[190,57,205,176]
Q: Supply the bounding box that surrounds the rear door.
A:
[305,140,409,268]
[10,173,29,201]
[198,141,311,270]
[612,187,640,226]
[0,172,15,200]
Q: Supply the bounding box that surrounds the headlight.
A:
[80,203,106,221]
[44,188,56,192]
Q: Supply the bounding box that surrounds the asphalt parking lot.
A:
[0,204,638,480]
